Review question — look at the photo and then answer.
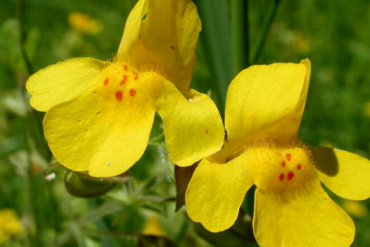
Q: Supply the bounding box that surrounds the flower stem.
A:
[250,0,281,64]
[231,0,250,74]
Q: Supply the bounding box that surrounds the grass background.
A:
[1,0,370,246]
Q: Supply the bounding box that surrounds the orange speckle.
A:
[287,171,294,181]
[133,71,138,75]
[206,130,208,134]
[104,78,109,85]
[129,89,136,97]
[171,46,174,50]
[124,65,128,71]
[279,174,285,181]
[115,91,123,101]
[286,153,292,161]
[121,75,127,85]
[134,76,138,80]
[281,161,286,167]
[297,164,301,170]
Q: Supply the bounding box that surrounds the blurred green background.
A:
[1,0,370,246]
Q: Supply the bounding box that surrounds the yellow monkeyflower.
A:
[186,59,370,247]
[68,12,103,35]
[0,209,23,243]
[26,0,224,177]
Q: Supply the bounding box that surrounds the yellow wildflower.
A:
[68,12,103,35]
[343,200,368,218]
[26,0,224,177]
[186,59,370,247]
[143,215,164,237]
[0,209,23,243]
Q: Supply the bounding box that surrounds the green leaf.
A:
[65,171,117,198]
[193,0,234,119]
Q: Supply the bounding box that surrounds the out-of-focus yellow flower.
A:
[143,215,164,237]
[343,200,368,218]
[0,209,23,243]
[26,0,224,177]
[363,101,370,117]
[293,32,309,55]
[68,12,103,35]
[186,59,370,247]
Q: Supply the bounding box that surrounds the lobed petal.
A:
[223,59,310,156]
[26,58,106,112]
[185,152,254,232]
[253,180,355,247]
[44,73,155,177]
[118,0,201,96]
[155,79,224,167]
[311,146,370,200]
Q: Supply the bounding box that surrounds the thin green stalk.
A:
[251,0,281,65]
[231,0,250,74]
[193,0,234,119]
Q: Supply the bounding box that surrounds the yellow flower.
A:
[143,215,164,237]
[0,209,23,243]
[26,0,224,177]
[68,12,103,35]
[343,200,368,218]
[186,59,370,247]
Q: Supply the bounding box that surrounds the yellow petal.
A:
[186,152,254,232]
[44,70,156,177]
[155,80,224,167]
[223,60,310,156]
[26,58,107,112]
[311,146,370,200]
[118,0,201,96]
[253,180,355,247]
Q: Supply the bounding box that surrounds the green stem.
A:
[17,0,51,161]
[251,0,281,64]
[193,0,234,120]
[231,0,250,73]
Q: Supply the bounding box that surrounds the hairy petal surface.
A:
[253,180,355,247]
[118,0,201,95]
[186,152,254,232]
[311,146,370,200]
[27,58,106,111]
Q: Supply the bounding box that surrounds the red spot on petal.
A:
[104,78,109,85]
[287,171,294,181]
[124,65,128,71]
[206,130,208,134]
[286,153,292,161]
[279,174,285,181]
[115,91,123,101]
[134,76,138,80]
[171,46,174,50]
[121,75,127,85]
[281,161,286,167]
[297,164,301,170]
[129,89,136,97]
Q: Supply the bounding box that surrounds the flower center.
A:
[100,61,140,102]
[248,142,317,194]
